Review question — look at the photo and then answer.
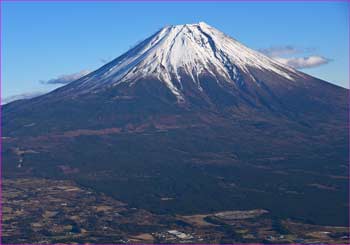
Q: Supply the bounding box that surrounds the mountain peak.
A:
[167,21,210,28]
[59,22,304,101]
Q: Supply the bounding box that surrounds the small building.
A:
[167,230,193,239]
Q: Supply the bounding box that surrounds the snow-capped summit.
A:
[61,22,304,101]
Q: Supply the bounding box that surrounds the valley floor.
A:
[2,177,349,244]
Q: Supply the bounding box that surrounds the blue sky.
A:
[1,1,349,101]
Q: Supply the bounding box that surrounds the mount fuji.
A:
[3,23,348,226]
[4,22,347,136]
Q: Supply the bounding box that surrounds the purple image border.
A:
[0,0,349,245]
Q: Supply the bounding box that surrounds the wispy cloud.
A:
[260,45,330,69]
[40,70,90,85]
[2,91,45,105]
[259,45,301,57]
[273,56,330,69]
[3,70,91,104]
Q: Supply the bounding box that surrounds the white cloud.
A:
[260,45,330,69]
[273,56,330,69]
[40,70,90,85]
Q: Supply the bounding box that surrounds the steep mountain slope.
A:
[3,22,347,136]
[58,22,300,98]
[3,22,348,226]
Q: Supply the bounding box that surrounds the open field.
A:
[2,178,349,244]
